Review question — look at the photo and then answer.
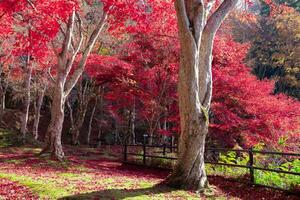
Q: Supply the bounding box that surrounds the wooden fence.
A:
[123,144,300,192]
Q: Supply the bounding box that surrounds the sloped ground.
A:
[0,130,299,200]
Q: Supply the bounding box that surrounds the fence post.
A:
[143,134,148,145]
[124,144,127,162]
[143,144,146,165]
[249,148,255,184]
[163,143,166,155]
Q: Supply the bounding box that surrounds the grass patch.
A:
[0,173,74,199]
[45,159,70,169]
[59,172,93,182]
[3,159,24,164]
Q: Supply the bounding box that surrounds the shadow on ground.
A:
[59,185,176,200]
[60,176,300,200]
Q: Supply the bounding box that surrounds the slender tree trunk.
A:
[87,96,97,145]
[33,85,46,140]
[130,99,136,145]
[0,64,5,112]
[70,80,90,146]
[66,98,75,142]
[162,118,167,144]
[70,107,87,145]
[1,92,5,110]
[115,121,119,144]
[166,0,238,191]
[97,87,104,147]
[20,65,32,140]
[148,128,154,145]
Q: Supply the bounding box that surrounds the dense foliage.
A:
[248,8,300,99]
[211,35,300,150]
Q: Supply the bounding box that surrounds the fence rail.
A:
[123,144,300,192]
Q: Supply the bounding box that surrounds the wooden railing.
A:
[123,144,300,192]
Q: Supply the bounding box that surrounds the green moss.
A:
[200,106,209,125]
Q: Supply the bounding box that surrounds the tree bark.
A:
[70,80,90,145]
[33,85,46,140]
[70,107,88,145]
[42,77,65,160]
[87,96,97,145]
[20,63,32,140]
[130,98,136,145]
[97,87,104,147]
[166,0,238,191]
[0,64,5,111]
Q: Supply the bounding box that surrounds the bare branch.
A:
[174,0,194,42]
[204,0,216,22]
[64,11,84,77]
[64,12,107,96]
[47,68,55,83]
[198,0,238,108]
[60,11,75,59]
[27,0,37,12]
[51,41,59,56]
[204,0,238,36]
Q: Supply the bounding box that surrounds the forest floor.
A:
[0,129,299,200]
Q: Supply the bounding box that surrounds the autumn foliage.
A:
[0,0,299,151]
[211,35,300,150]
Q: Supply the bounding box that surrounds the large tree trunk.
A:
[33,85,46,140]
[20,65,32,140]
[166,0,238,191]
[42,80,65,160]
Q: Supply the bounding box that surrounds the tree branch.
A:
[174,0,194,40]
[27,0,37,12]
[204,0,238,36]
[60,11,75,59]
[198,0,238,108]
[47,68,55,83]
[64,11,84,77]
[64,12,107,97]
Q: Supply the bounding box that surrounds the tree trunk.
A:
[70,81,90,146]
[166,0,238,191]
[41,10,107,159]
[1,92,5,110]
[42,79,65,160]
[87,96,97,145]
[130,100,136,145]
[70,108,87,145]
[97,87,104,147]
[0,64,5,111]
[33,85,46,140]
[20,66,32,140]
